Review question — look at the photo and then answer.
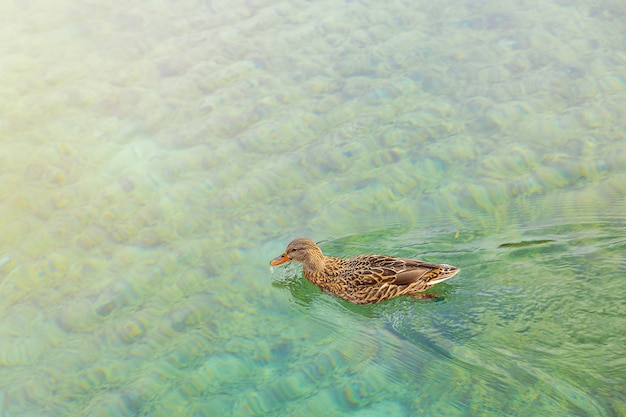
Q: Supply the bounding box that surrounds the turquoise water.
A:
[1,0,625,416]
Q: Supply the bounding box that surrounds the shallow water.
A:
[1,0,625,416]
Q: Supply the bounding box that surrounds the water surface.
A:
[0,0,625,416]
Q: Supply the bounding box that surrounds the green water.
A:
[1,0,625,416]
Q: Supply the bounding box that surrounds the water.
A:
[0,0,625,416]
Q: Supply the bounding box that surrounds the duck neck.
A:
[302,253,326,274]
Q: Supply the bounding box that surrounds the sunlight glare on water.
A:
[0,0,625,416]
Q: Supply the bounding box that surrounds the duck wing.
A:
[348,255,456,286]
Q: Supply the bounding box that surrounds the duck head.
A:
[270,238,324,271]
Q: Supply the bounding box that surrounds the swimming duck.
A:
[270,238,460,305]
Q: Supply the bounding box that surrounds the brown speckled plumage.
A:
[270,238,460,305]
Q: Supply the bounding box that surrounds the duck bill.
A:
[270,253,291,266]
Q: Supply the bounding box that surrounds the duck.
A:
[270,238,460,305]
